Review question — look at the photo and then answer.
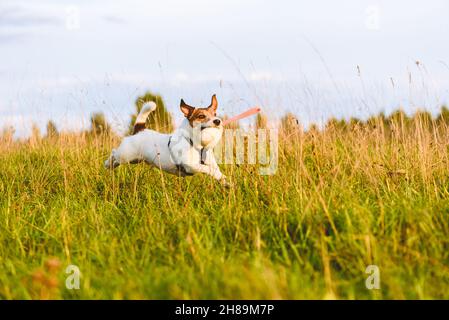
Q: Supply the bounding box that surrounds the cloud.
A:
[249,71,273,82]
[170,72,225,86]
[36,73,157,90]
[0,31,29,43]
[102,15,127,25]
[0,4,61,28]
[0,4,62,44]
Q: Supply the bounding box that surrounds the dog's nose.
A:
[213,119,221,126]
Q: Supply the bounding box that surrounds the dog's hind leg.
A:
[104,149,120,169]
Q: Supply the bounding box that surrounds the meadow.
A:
[1,108,449,299]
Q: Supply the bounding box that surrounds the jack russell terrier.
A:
[104,94,229,187]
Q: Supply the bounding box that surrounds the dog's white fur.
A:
[104,101,227,184]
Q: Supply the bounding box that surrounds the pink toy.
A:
[222,107,261,126]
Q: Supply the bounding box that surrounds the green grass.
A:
[1,113,449,299]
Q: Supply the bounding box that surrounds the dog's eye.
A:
[198,115,206,119]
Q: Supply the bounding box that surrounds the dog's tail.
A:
[133,101,157,135]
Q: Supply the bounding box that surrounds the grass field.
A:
[1,110,449,299]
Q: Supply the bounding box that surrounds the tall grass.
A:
[1,109,449,299]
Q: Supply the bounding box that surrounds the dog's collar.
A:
[168,135,193,148]
[168,136,206,172]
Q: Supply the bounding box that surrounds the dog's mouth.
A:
[200,124,222,131]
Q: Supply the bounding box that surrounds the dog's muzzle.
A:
[201,119,222,130]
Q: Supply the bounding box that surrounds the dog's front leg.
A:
[202,150,230,187]
[182,163,229,187]
[183,162,222,179]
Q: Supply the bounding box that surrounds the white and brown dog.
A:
[104,95,229,186]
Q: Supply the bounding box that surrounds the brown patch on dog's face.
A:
[180,95,221,128]
[188,108,216,127]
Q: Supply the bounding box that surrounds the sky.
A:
[1,0,449,137]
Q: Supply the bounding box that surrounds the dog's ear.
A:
[208,94,218,112]
[180,99,194,118]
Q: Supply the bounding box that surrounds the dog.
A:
[104,94,229,186]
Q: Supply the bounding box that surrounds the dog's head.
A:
[180,94,222,129]
[180,94,223,148]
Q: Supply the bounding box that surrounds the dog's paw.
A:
[104,156,119,169]
[220,176,232,189]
